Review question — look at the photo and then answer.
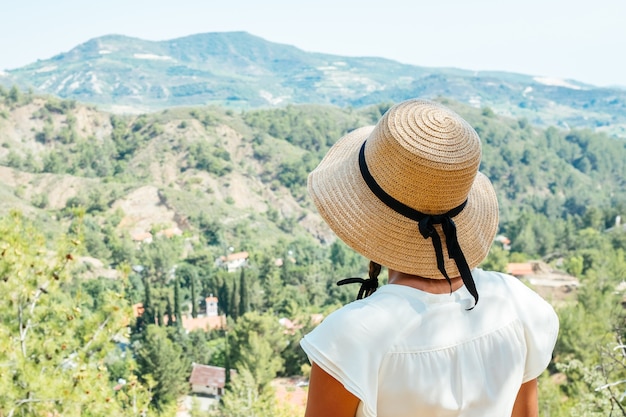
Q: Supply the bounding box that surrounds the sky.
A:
[1,0,624,87]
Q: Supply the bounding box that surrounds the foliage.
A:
[0,211,151,416]
[134,325,190,411]
[228,312,287,390]
[211,368,277,417]
[187,140,232,176]
[545,224,626,414]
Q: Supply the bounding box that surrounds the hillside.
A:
[0,92,377,254]
[1,90,625,261]
[1,31,625,138]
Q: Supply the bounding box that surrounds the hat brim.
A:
[308,126,499,278]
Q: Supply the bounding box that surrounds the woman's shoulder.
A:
[309,289,414,346]
[474,267,559,329]
[324,289,408,324]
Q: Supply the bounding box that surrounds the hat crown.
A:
[365,100,481,214]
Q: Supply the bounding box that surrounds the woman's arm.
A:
[304,362,360,417]
[511,379,538,417]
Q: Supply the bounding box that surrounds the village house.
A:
[506,260,579,305]
[130,231,153,244]
[189,363,236,397]
[215,251,249,272]
[506,262,535,277]
[156,226,183,238]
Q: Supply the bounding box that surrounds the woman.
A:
[300,99,559,417]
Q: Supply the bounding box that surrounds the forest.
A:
[0,85,626,416]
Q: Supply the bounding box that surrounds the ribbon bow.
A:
[358,141,479,307]
[336,276,379,300]
[417,209,478,306]
[337,261,381,300]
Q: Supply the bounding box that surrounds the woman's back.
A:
[301,269,559,417]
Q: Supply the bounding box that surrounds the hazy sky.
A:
[1,0,624,87]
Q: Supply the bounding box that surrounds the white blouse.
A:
[301,269,559,417]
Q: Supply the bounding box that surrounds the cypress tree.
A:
[230,279,239,320]
[239,267,249,316]
[155,305,163,327]
[218,281,229,318]
[190,273,198,318]
[280,249,290,285]
[225,330,231,385]
[143,276,155,327]
[174,277,183,327]
[166,296,174,327]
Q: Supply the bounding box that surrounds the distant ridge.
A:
[2,31,625,137]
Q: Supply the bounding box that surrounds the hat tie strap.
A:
[336,276,379,300]
[337,261,381,300]
[358,141,478,307]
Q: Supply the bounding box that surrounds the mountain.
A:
[2,31,626,138]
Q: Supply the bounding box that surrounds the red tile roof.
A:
[506,262,534,276]
[190,364,236,388]
[219,251,249,262]
[181,315,226,332]
[134,303,225,331]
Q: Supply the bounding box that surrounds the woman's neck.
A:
[387,269,464,294]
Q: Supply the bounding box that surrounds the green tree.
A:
[141,275,156,329]
[135,324,190,410]
[230,278,240,320]
[174,276,183,326]
[0,211,151,416]
[239,267,249,317]
[166,295,175,327]
[191,272,198,318]
[177,263,201,318]
[330,240,347,268]
[229,312,286,391]
[479,244,509,272]
[214,367,303,417]
[108,232,136,268]
[137,236,182,286]
[258,256,284,312]
[181,330,213,365]
[213,367,275,417]
[137,236,183,326]
[8,84,21,104]
[42,150,65,173]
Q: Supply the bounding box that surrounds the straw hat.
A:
[308,99,499,280]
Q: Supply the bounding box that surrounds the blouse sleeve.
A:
[300,301,395,417]
[502,273,560,382]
